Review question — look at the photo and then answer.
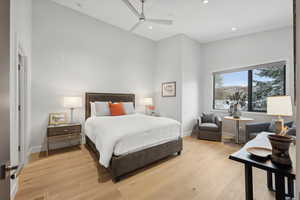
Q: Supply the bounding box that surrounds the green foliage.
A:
[227,90,247,107]
[213,65,285,111]
[252,66,284,110]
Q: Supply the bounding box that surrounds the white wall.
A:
[154,34,203,135]
[181,36,203,134]
[154,35,182,122]
[30,0,156,152]
[30,0,294,153]
[202,27,295,136]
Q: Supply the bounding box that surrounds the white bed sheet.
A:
[85,114,181,168]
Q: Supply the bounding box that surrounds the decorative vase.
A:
[228,104,234,116]
[232,103,241,119]
[268,135,294,166]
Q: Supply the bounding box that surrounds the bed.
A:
[84,93,183,181]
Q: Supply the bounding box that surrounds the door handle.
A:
[0,162,18,180]
[10,164,23,179]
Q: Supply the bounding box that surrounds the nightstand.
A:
[150,113,161,117]
[47,123,82,156]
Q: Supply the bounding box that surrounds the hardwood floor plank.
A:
[15,137,274,200]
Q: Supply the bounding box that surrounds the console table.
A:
[229,132,296,200]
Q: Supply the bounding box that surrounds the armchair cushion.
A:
[285,121,294,128]
[199,123,219,131]
[287,126,296,136]
[201,113,216,123]
[245,122,270,142]
[245,121,295,142]
[215,115,222,127]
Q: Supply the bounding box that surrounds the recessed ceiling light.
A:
[148,26,153,30]
[76,2,82,8]
[231,27,237,31]
[202,0,209,4]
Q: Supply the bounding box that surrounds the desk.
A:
[224,116,253,144]
[229,132,296,200]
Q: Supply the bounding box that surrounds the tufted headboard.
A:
[85,93,135,119]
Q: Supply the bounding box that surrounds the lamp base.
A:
[274,116,284,134]
[70,108,74,123]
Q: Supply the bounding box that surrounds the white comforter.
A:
[85,114,181,168]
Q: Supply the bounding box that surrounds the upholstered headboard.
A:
[85,93,135,119]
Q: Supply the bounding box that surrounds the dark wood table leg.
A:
[245,164,253,200]
[287,177,294,198]
[267,171,274,191]
[46,139,49,156]
[274,173,285,200]
[235,120,240,144]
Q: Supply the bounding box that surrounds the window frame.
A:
[212,61,287,113]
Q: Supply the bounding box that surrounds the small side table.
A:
[151,113,161,117]
[47,123,82,156]
[224,116,253,144]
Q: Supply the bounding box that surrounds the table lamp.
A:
[143,98,153,114]
[64,97,82,123]
[267,96,293,134]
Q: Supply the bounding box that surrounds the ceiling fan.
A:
[122,0,173,31]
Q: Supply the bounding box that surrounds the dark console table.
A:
[229,132,296,200]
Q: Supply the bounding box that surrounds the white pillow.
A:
[93,101,110,116]
[122,102,135,114]
[90,102,96,117]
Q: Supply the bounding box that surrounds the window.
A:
[213,61,286,112]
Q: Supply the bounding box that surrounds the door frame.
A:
[9,32,29,198]
[17,44,27,167]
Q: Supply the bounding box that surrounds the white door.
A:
[16,52,26,172]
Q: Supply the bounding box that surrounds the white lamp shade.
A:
[267,96,293,116]
[143,98,153,106]
[64,97,82,108]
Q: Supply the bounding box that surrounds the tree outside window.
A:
[213,62,286,112]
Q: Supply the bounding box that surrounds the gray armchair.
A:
[245,121,295,142]
[197,113,222,141]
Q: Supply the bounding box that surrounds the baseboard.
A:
[183,129,192,137]
[11,179,18,200]
[28,139,83,155]
[30,145,43,154]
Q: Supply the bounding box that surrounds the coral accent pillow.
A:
[109,103,125,116]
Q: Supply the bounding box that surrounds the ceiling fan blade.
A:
[130,21,142,32]
[122,0,141,18]
[147,19,173,25]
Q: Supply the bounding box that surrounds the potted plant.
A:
[226,90,247,118]
[268,127,294,166]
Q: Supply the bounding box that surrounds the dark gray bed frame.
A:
[85,93,183,182]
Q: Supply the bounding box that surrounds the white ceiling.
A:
[51,0,293,43]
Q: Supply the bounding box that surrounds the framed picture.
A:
[162,82,176,97]
[49,112,67,125]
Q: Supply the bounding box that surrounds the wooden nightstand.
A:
[47,123,82,156]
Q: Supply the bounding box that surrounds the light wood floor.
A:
[15,137,275,200]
